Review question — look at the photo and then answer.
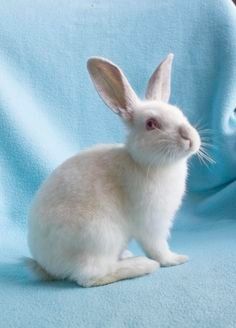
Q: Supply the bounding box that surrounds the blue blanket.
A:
[1,0,236,327]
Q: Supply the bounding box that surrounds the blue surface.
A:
[0,0,236,327]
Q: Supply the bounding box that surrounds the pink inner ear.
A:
[145,53,174,103]
[146,118,161,130]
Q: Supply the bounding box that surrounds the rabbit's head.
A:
[87,54,200,167]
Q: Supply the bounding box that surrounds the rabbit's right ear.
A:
[87,58,139,120]
[145,53,174,103]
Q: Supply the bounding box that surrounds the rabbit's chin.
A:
[128,138,201,167]
[127,148,188,168]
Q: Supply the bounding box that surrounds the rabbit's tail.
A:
[23,257,56,281]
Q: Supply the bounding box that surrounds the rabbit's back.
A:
[30,144,128,222]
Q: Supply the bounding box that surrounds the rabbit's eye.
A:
[146,118,161,131]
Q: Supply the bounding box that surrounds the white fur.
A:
[27,55,201,287]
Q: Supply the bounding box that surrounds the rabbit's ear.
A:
[145,53,174,103]
[87,57,139,120]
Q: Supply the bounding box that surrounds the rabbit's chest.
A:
[124,164,187,221]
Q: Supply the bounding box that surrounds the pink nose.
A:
[179,126,192,147]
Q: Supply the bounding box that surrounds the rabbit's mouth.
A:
[181,138,193,151]
[190,136,201,155]
[178,125,201,155]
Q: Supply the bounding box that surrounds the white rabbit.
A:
[27,54,201,287]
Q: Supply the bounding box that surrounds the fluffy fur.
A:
[27,54,201,287]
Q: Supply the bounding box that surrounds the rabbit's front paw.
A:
[159,252,189,267]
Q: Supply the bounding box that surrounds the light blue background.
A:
[0,0,236,327]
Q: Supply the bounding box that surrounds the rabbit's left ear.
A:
[145,53,174,103]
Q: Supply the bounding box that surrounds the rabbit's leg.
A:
[139,235,188,267]
[71,256,159,287]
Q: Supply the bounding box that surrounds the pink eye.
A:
[145,118,161,131]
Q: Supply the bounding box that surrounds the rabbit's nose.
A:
[179,126,192,148]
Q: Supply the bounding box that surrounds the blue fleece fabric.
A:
[0,0,236,327]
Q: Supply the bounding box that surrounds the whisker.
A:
[196,152,207,166]
[200,142,217,150]
[198,155,210,168]
[198,149,216,164]
[197,150,213,167]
